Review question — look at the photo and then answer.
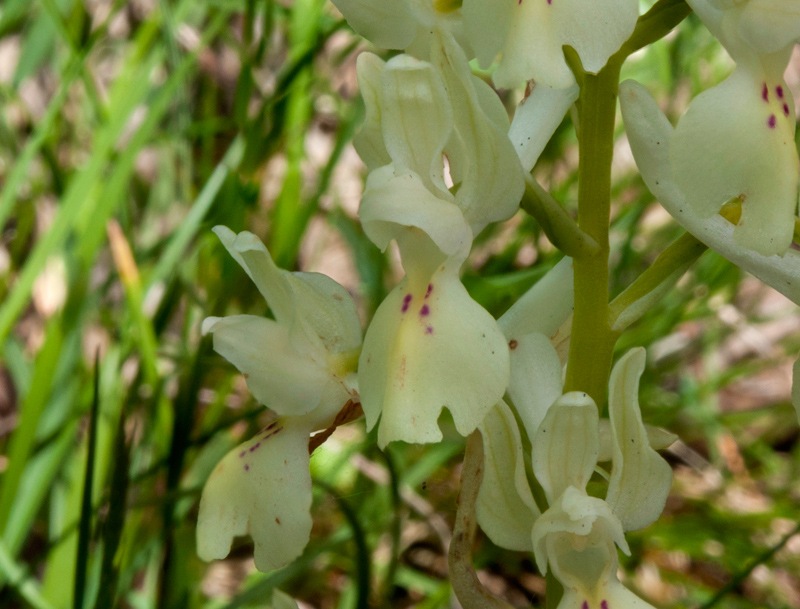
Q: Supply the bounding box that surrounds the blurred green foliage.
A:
[0,1,797,608]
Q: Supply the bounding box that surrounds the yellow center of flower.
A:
[719,196,743,225]
[433,0,462,13]
[329,347,361,378]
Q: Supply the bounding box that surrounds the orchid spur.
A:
[196,227,361,571]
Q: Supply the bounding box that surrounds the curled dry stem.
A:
[448,431,516,609]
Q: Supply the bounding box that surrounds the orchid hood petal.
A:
[532,392,599,505]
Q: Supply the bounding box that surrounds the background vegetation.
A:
[0,1,798,607]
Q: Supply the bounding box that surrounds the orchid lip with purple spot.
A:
[420,304,430,316]
[401,294,412,313]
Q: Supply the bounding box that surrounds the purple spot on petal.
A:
[239,450,246,458]
[581,603,588,609]
[401,294,412,313]
[768,114,777,128]
[420,304,430,316]
[601,601,609,609]
[762,82,769,101]
[249,442,261,452]
[244,464,250,471]
[425,283,433,298]
[783,103,790,116]
[776,85,784,98]
[425,325,434,335]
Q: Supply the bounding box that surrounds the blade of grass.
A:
[0,49,161,343]
[315,480,370,609]
[0,538,57,609]
[92,404,131,609]
[0,318,63,530]
[107,221,159,386]
[697,521,800,609]
[0,57,79,231]
[157,339,212,609]
[73,353,101,609]
[0,0,30,36]
[148,135,244,287]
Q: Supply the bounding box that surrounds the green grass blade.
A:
[0,318,64,530]
[92,404,130,609]
[148,136,244,287]
[73,354,101,609]
[0,538,57,609]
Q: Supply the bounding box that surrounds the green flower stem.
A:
[520,175,600,259]
[563,60,622,407]
[609,232,707,332]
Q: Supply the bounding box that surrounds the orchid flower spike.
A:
[197,227,361,571]
[355,52,522,446]
[355,47,524,236]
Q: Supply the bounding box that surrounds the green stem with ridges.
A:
[563,58,622,408]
